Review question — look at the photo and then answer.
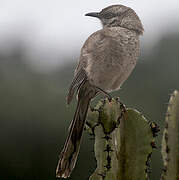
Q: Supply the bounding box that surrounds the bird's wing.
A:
[66,68,87,105]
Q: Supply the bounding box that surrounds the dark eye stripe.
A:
[102,8,132,19]
[109,19,117,25]
[103,12,115,19]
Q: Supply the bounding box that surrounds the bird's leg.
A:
[94,86,112,102]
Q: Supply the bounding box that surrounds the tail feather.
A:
[56,81,96,178]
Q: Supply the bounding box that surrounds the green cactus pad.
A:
[86,98,157,180]
[99,98,122,134]
[117,109,154,180]
[161,90,179,180]
[86,98,122,180]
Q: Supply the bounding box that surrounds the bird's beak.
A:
[85,12,100,18]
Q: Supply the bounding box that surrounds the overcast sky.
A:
[0,0,179,68]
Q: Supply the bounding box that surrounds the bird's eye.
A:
[103,12,115,19]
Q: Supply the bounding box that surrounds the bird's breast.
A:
[86,56,137,92]
[81,27,140,92]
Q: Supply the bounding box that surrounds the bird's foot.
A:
[94,86,112,102]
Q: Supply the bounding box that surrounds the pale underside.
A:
[75,26,140,92]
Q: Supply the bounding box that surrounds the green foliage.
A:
[161,90,179,180]
[86,98,158,180]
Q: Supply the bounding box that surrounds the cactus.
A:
[84,90,179,180]
[161,90,179,180]
[86,98,159,180]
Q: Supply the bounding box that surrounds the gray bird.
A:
[56,4,144,178]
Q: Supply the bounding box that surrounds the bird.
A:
[56,4,144,178]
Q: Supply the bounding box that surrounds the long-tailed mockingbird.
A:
[56,4,144,178]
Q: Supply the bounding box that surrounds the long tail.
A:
[56,81,96,178]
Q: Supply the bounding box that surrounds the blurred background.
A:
[0,0,179,179]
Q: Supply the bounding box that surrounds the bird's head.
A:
[85,5,144,35]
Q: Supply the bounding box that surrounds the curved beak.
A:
[85,12,100,18]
